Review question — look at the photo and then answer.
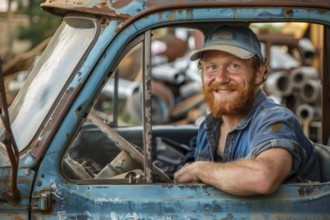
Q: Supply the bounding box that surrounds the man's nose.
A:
[214,67,229,83]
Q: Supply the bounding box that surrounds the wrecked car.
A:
[1,0,330,219]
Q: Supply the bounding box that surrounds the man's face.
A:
[201,50,263,118]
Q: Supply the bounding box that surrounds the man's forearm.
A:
[174,148,292,196]
[194,160,275,196]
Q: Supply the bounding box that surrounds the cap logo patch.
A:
[211,31,233,40]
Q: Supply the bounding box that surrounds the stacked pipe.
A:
[265,66,321,123]
[142,55,203,124]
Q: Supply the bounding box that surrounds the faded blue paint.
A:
[33,5,330,220]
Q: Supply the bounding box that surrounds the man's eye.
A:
[229,63,240,71]
[206,64,217,72]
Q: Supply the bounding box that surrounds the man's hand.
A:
[174,162,203,183]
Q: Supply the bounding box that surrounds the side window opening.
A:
[61,41,145,182]
[60,23,324,184]
[93,43,143,127]
[60,27,202,183]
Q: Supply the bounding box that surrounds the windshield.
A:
[0,16,98,151]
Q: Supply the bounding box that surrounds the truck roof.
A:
[41,0,330,19]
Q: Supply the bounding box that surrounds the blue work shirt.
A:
[193,90,320,182]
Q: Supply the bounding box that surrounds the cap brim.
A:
[190,45,255,61]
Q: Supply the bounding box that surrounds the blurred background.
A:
[0,0,61,104]
[0,0,60,58]
[0,0,325,143]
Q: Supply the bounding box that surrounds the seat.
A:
[314,143,330,182]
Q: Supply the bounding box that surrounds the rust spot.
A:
[34,140,42,148]
[298,186,312,197]
[66,132,70,142]
[31,87,75,159]
[298,185,321,197]
[168,12,176,21]
[284,8,294,17]
[99,16,110,26]
[75,104,83,116]
[112,0,133,9]
[98,2,109,8]
[221,213,234,220]
[1,214,24,220]
[272,122,281,133]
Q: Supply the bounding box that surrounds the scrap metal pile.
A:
[95,29,207,126]
[266,66,321,122]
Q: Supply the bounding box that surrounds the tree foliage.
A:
[17,0,61,48]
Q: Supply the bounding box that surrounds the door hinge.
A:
[32,187,52,211]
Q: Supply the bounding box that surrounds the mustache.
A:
[205,84,239,91]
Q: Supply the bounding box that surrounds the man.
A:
[173,25,320,196]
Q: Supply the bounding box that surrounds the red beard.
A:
[203,81,257,118]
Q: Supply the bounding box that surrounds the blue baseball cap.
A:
[190,25,263,61]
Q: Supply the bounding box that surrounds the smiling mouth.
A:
[214,89,235,94]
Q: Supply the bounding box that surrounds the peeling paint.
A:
[95,197,123,204]
[51,182,64,200]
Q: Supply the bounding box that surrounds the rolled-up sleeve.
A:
[248,106,308,175]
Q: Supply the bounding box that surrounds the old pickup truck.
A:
[1,0,330,219]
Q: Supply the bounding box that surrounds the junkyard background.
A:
[0,0,325,143]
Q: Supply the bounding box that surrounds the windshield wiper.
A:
[0,55,20,203]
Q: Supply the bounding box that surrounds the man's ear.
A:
[255,64,266,85]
